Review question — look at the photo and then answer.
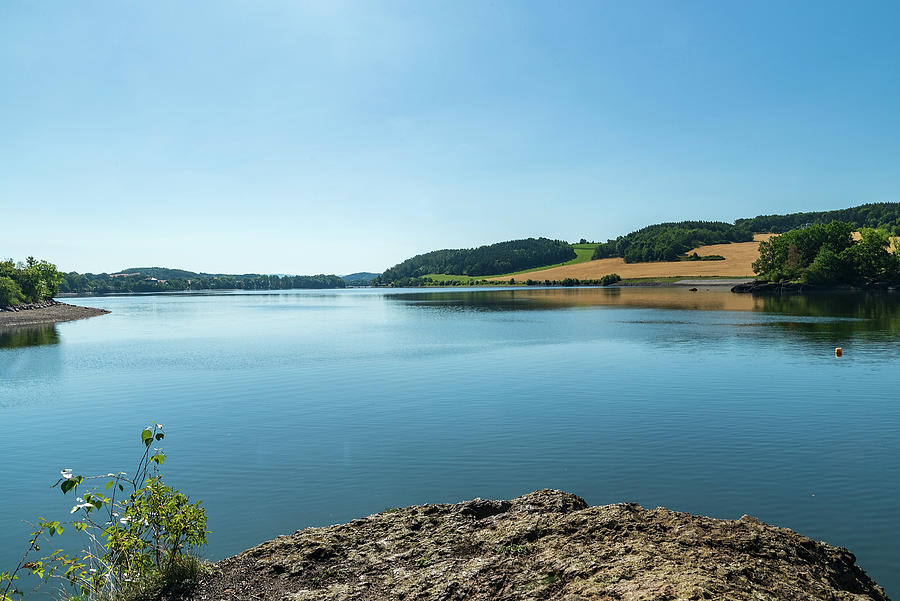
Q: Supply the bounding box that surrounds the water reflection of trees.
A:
[0,325,60,349]
[388,288,900,344]
[388,287,759,313]
[756,293,900,337]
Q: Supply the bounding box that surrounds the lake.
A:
[2,287,899,597]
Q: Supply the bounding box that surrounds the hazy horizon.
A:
[3,1,899,275]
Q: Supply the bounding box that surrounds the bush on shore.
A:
[1,424,208,601]
[0,258,62,306]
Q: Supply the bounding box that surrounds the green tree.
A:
[754,221,899,284]
[0,276,24,307]
[843,228,897,281]
[10,258,62,302]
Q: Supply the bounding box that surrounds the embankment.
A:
[194,489,888,601]
[0,300,110,327]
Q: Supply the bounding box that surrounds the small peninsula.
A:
[0,301,109,328]
[194,490,887,601]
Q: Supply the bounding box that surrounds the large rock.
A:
[194,490,888,600]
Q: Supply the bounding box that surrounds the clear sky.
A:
[2,1,899,275]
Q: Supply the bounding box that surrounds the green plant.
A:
[1,424,208,601]
[496,543,529,556]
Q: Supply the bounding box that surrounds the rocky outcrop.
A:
[731,281,810,293]
[732,281,899,293]
[194,490,889,601]
[0,299,62,312]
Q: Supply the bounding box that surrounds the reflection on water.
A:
[390,287,900,356]
[391,287,900,328]
[389,287,760,312]
[757,292,900,342]
[0,325,60,349]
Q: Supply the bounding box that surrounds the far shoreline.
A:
[0,301,110,328]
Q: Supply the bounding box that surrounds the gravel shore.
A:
[0,301,110,327]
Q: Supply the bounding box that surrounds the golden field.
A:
[489,234,777,282]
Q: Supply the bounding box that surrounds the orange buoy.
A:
[835,347,843,357]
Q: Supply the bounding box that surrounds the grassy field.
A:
[485,235,773,282]
[423,243,600,284]
[418,236,775,285]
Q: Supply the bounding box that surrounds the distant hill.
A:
[590,203,900,264]
[341,272,379,286]
[117,267,212,279]
[60,267,346,294]
[373,238,575,286]
[591,221,753,263]
[736,202,900,234]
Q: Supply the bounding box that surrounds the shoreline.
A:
[732,281,900,294]
[0,301,110,328]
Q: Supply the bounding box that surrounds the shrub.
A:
[600,274,621,286]
[1,424,208,601]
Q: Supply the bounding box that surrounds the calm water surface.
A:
[2,287,899,596]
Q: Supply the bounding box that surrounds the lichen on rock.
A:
[193,489,889,601]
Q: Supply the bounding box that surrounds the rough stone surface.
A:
[192,490,889,601]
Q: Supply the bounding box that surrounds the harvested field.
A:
[489,234,775,282]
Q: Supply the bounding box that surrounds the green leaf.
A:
[156,432,165,440]
[105,481,114,490]
[141,428,153,446]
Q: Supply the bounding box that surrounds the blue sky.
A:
[2,1,899,275]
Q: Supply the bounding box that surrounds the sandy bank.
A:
[0,301,110,327]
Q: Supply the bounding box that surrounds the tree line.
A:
[373,238,575,286]
[59,271,346,294]
[736,202,900,235]
[0,257,62,307]
[592,221,753,263]
[752,220,900,285]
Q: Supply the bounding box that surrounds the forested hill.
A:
[373,238,575,286]
[59,268,346,294]
[592,221,753,263]
[590,203,900,264]
[736,202,900,234]
[341,272,380,286]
